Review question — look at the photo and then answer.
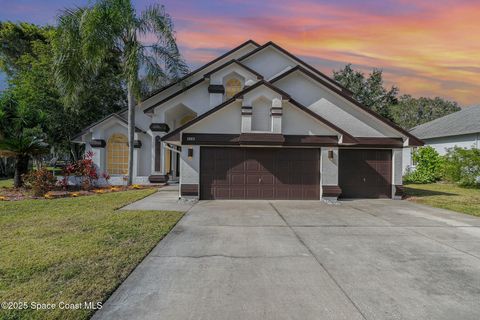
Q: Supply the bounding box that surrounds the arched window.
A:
[107,134,128,175]
[225,78,242,99]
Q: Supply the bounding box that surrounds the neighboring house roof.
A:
[141,40,260,103]
[72,112,145,142]
[161,80,357,144]
[410,106,480,140]
[270,65,424,146]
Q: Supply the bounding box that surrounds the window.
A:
[225,78,242,99]
[107,134,128,175]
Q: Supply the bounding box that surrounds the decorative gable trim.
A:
[161,80,357,143]
[208,84,225,94]
[89,139,106,148]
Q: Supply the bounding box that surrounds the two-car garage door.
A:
[200,147,320,200]
[199,147,392,200]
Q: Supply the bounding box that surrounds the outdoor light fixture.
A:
[188,148,194,158]
[328,149,334,160]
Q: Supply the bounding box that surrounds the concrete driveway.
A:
[94,199,480,320]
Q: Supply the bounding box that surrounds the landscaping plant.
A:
[62,151,99,190]
[23,168,57,196]
[404,146,444,184]
[443,147,480,187]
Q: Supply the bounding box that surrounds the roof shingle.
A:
[410,106,480,139]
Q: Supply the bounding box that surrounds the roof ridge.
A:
[141,40,260,102]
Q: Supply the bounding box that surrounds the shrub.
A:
[443,147,480,187]
[62,151,99,190]
[404,146,443,184]
[23,168,58,196]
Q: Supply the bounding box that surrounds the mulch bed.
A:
[0,184,164,201]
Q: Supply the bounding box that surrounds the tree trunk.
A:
[127,85,135,186]
[14,155,29,188]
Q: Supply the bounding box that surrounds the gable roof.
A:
[143,59,264,114]
[410,106,480,140]
[161,80,357,143]
[72,112,145,142]
[203,59,264,80]
[270,65,424,146]
[141,40,260,103]
[238,41,353,96]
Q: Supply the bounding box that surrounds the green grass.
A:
[405,183,480,217]
[0,179,13,188]
[0,189,183,320]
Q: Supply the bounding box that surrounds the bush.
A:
[443,147,480,187]
[61,151,99,190]
[23,168,58,196]
[404,146,443,184]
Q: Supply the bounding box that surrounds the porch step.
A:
[148,175,169,183]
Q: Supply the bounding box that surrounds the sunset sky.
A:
[1,0,479,106]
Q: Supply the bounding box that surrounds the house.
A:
[72,40,423,200]
[403,106,480,173]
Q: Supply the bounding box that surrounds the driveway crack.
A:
[269,202,368,320]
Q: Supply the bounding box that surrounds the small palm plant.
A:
[54,0,188,185]
[0,135,49,188]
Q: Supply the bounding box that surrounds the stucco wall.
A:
[184,101,242,134]
[274,72,402,138]
[158,81,211,122]
[242,47,294,80]
[180,145,200,185]
[282,103,337,136]
[321,147,339,186]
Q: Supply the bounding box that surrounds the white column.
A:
[271,98,282,133]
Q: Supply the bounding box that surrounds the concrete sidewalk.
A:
[120,185,196,212]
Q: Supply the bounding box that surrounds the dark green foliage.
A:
[333,64,460,128]
[404,146,444,184]
[333,64,398,119]
[389,95,461,130]
[0,22,126,158]
[443,147,480,187]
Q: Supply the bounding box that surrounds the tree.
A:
[0,134,49,187]
[0,21,126,160]
[333,64,398,119]
[54,0,188,185]
[388,95,461,130]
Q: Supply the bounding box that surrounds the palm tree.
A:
[0,135,49,188]
[54,0,188,185]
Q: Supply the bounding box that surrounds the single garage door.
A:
[200,147,320,200]
[339,149,392,198]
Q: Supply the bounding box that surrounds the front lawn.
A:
[0,189,183,320]
[404,183,480,217]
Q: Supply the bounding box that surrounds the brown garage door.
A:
[200,147,320,200]
[339,149,392,198]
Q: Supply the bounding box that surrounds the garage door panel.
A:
[339,149,391,199]
[200,147,319,200]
